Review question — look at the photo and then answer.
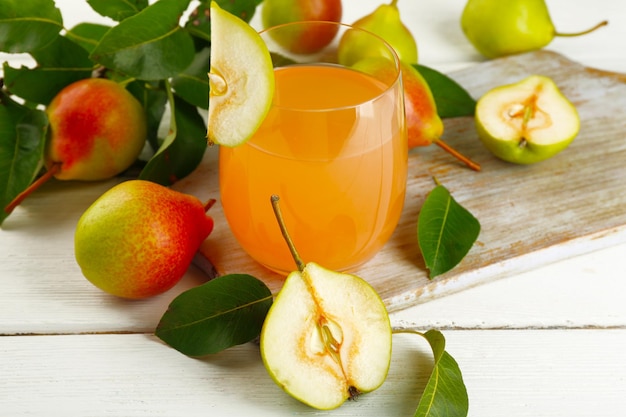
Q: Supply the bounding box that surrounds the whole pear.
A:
[351,57,481,171]
[261,0,342,54]
[74,180,214,299]
[347,0,418,64]
[461,0,608,59]
[4,78,147,214]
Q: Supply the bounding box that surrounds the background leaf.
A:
[417,185,480,278]
[3,36,93,105]
[0,93,47,225]
[89,0,195,80]
[171,47,210,109]
[139,90,207,185]
[0,0,63,53]
[414,64,476,118]
[414,329,469,417]
[87,0,148,22]
[184,0,263,41]
[156,274,273,357]
[67,23,111,53]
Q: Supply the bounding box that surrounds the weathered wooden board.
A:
[175,50,626,313]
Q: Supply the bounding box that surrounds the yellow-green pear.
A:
[475,75,580,164]
[461,0,608,59]
[260,196,392,410]
[75,180,215,299]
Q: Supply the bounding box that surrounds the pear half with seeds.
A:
[475,75,580,164]
[260,197,392,410]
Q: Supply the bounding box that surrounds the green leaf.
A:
[156,274,273,356]
[416,330,469,417]
[414,64,476,118]
[171,47,210,109]
[3,36,93,105]
[185,0,262,41]
[89,0,195,80]
[87,0,149,22]
[127,80,168,153]
[0,0,63,53]
[139,83,207,185]
[417,185,480,278]
[66,23,111,53]
[0,93,47,225]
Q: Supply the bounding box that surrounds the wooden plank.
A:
[177,50,626,312]
[2,330,625,416]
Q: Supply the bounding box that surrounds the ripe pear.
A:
[260,196,392,410]
[338,0,417,66]
[474,75,580,164]
[261,0,342,54]
[461,0,608,59]
[74,180,215,299]
[351,57,481,171]
[4,78,147,214]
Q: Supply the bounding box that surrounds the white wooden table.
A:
[2,1,626,416]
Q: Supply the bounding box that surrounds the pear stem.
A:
[204,198,216,212]
[555,20,608,37]
[435,140,481,171]
[4,163,61,214]
[270,195,305,272]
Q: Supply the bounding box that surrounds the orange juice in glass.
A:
[219,21,407,275]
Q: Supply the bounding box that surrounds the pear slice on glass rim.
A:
[206,1,275,147]
[475,75,580,164]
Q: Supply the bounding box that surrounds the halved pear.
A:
[475,75,579,164]
[206,1,275,147]
[260,261,392,410]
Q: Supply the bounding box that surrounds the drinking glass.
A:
[219,21,408,275]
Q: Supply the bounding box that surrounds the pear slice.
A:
[260,196,392,410]
[206,1,274,147]
[475,75,580,164]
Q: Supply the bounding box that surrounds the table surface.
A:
[2,1,625,416]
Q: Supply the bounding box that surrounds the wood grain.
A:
[174,50,626,312]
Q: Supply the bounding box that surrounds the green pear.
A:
[75,180,214,299]
[260,196,392,410]
[475,75,580,164]
[461,0,608,59]
[338,0,418,65]
[4,78,147,214]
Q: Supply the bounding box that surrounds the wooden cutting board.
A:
[174,50,626,313]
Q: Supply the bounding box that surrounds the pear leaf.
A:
[67,23,111,53]
[184,0,263,41]
[86,0,148,22]
[392,329,469,417]
[3,35,93,105]
[89,0,195,80]
[155,274,273,357]
[139,82,206,185]
[0,93,47,225]
[418,184,480,278]
[0,0,63,53]
[171,47,211,109]
[414,64,476,118]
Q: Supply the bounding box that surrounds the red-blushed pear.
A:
[4,78,147,214]
[260,196,392,410]
[261,0,342,54]
[475,75,580,164]
[351,57,481,171]
[74,180,215,299]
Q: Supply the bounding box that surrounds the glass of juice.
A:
[219,21,408,275]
